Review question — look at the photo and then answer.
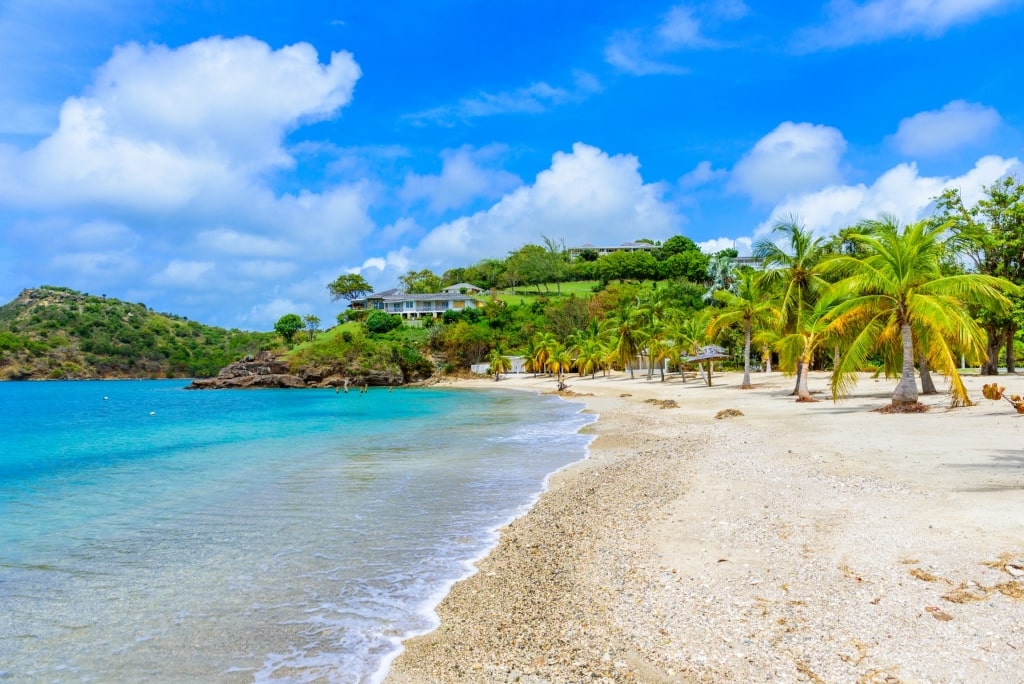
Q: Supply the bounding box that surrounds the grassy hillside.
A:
[0,286,277,380]
[489,280,600,308]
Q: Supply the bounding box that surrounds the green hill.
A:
[0,286,277,380]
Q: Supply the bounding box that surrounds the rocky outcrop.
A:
[187,351,305,389]
[187,351,407,389]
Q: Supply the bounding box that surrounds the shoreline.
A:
[386,370,1024,683]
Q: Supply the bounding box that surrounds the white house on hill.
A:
[350,288,482,320]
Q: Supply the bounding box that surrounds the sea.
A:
[0,380,595,683]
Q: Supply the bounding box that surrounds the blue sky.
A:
[1,0,1022,328]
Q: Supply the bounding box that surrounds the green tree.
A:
[935,176,1024,374]
[274,313,303,344]
[707,271,777,389]
[303,314,321,341]
[487,346,512,381]
[753,218,832,394]
[328,274,373,302]
[826,218,1018,407]
[601,305,646,379]
[400,269,443,294]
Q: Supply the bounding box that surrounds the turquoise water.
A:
[0,380,594,683]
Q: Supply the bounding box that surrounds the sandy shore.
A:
[385,369,1024,683]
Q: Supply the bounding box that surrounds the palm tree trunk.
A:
[790,363,803,396]
[893,323,919,405]
[795,360,814,401]
[740,322,752,389]
[982,324,1001,375]
[1006,325,1017,373]
[919,353,937,394]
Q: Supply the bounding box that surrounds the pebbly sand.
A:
[384,369,1024,683]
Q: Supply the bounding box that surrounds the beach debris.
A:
[873,402,929,414]
[981,553,1024,576]
[619,393,632,398]
[644,398,679,409]
[982,383,1024,413]
[909,568,941,583]
[942,583,989,603]
[994,581,1024,600]
[715,408,743,419]
[924,606,954,621]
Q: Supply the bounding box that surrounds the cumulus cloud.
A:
[756,154,1020,238]
[699,236,753,255]
[680,160,729,188]
[397,142,680,268]
[400,145,522,213]
[0,36,361,209]
[0,36,377,327]
[889,100,1003,157]
[796,0,1015,51]
[730,122,847,203]
[606,1,750,76]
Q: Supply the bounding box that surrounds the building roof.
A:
[357,288,478,303]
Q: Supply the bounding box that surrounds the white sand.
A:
[387,369,1024,683]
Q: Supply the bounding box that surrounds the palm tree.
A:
[753,218,833,394]
[487,347,512,381]
[546,344,574,386]
[825,218,1018,407]
[530,332,559,376]
[706,270,777,389]
[601,306,646,379]
[703,252,738,302]
[665,311,710,382]
[574,338,605,379]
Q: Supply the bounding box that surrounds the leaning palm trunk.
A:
[790,363,803,396]
[919,353,937,394]
[795,358,814,401]
[892,323,919,405]
[740,322,753,389]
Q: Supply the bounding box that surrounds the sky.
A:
[1,0,1022,329]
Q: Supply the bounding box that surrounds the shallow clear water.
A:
[0,380,594,683]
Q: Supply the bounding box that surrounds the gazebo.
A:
[684,345,730,386]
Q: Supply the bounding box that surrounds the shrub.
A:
[365,311,402,334]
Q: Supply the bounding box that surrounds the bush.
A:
[366,310,402,334]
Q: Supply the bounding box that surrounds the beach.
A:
[386,370,1024,683]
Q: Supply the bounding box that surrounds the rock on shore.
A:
[187,351,403,389]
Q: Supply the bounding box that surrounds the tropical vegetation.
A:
[6,178,1023,410]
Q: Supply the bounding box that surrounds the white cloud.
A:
[0,37,361,209]
[407,80,585,126]
[152,260,217,288]
[234,260,298,280]
[796,0,1015,51]
[400,145,522,213]
[680,160,729,188]
[247,297,306,325]
[756,154,1021,238]
[196,228,296,257]
[659,6,716,48]
[605,32,691,76]
[699,236,753,255]
[606,1,749,75]
[890,100,1003,157]
[730,122,847,203]
[50,251,140,282]
[403,142,680,268]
